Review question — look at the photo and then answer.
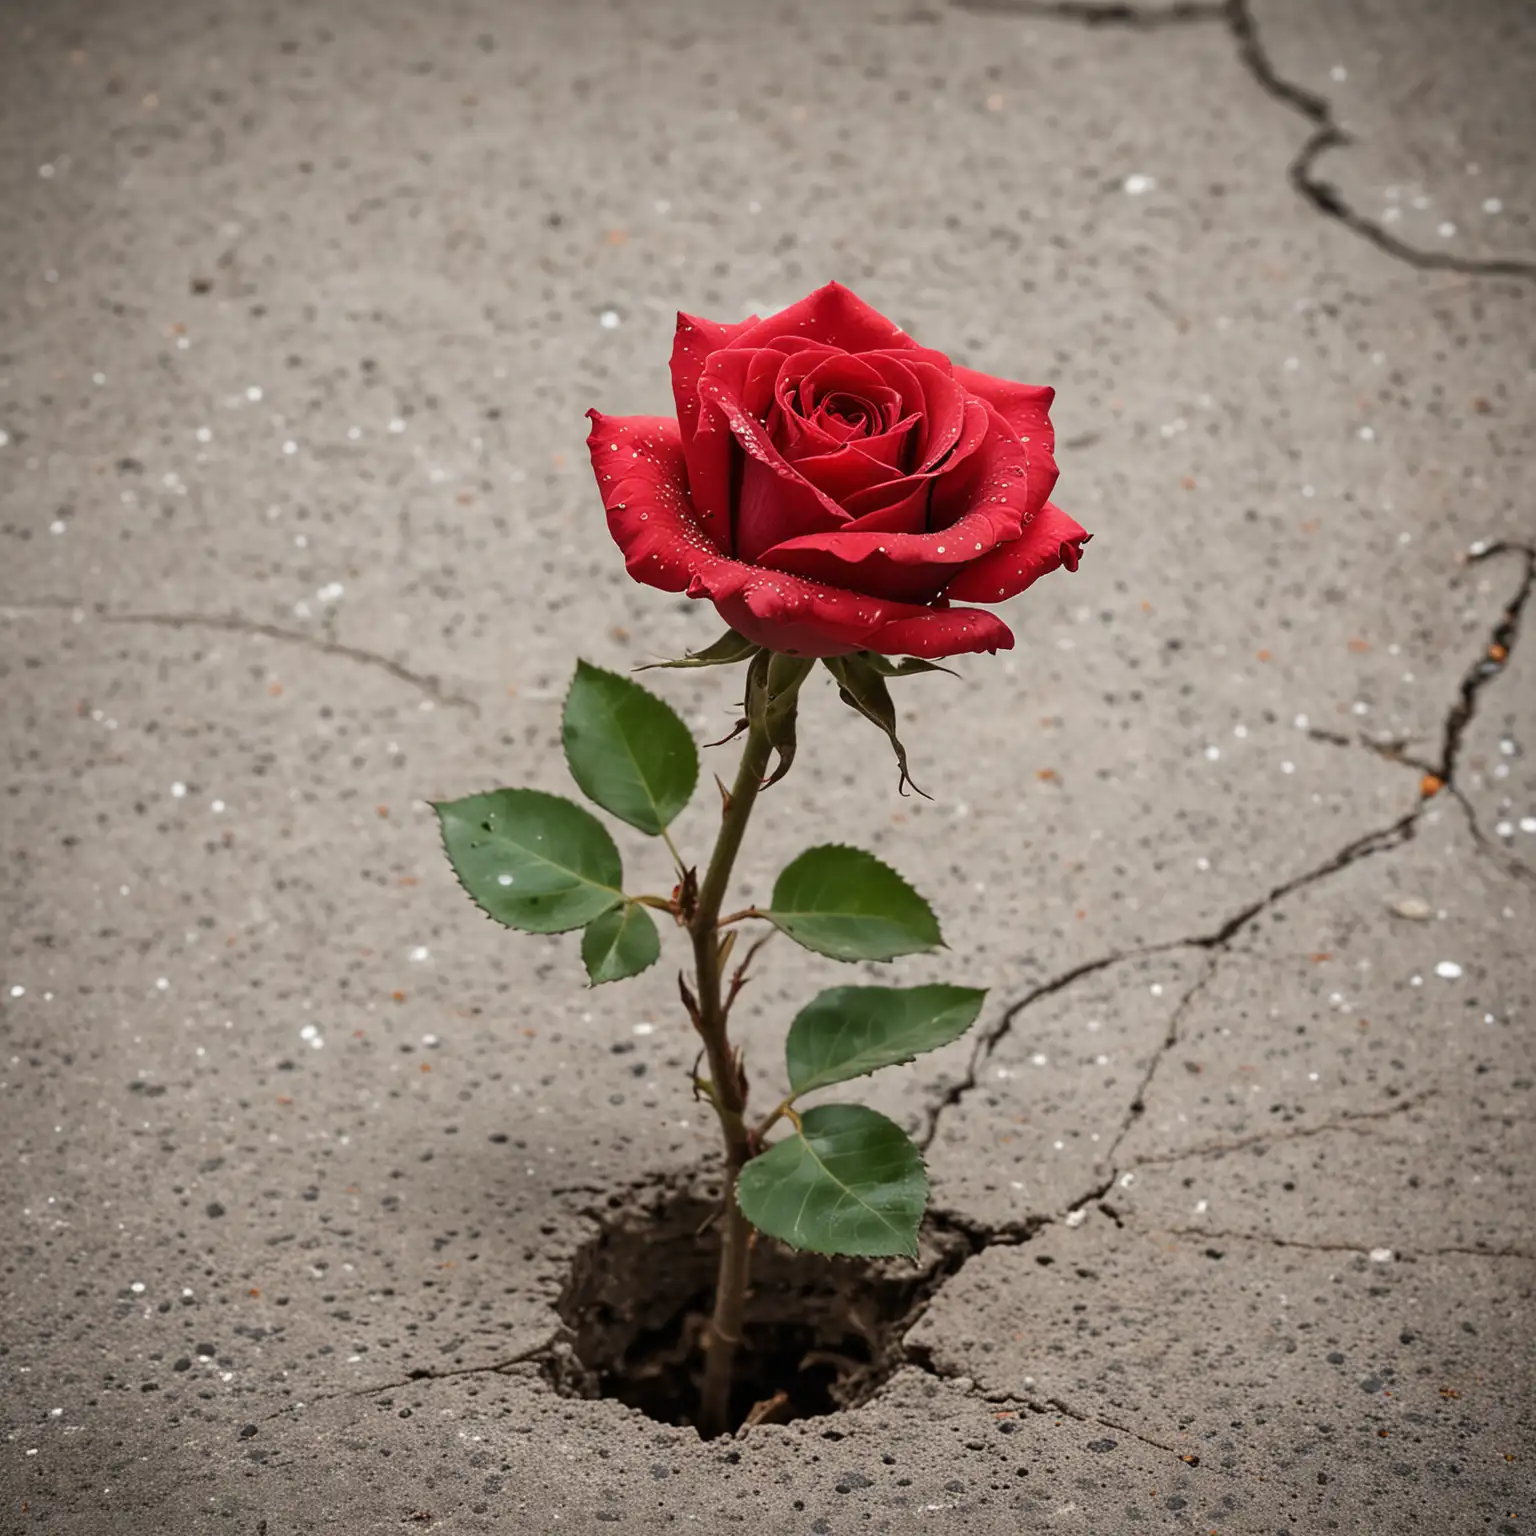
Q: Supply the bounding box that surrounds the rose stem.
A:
[692,713,774,1439]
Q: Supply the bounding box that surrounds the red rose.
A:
[587,282,1088,659]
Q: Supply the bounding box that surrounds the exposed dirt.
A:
[547,1185,969,1436]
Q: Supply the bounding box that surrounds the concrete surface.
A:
[2,0,1532,1531]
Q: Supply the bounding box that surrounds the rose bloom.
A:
[587,283,1088,659]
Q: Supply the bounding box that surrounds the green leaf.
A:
[562,660,699,835]
[637,628,760,670]
[763,845,942,962]
[785,985,987,1096]
[434,789,623,934]
[581,902,661,984]
[736,1104,927,1258]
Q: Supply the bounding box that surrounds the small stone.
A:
[1386,896,1432,921]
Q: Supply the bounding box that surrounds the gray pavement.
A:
[2,0,1532,1531]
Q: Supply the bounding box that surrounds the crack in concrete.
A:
[1195,810,1422,950]
[1436,544,1536,883]
[1154,1226,1536,1263]
[1222,0,1536,283]
[1284,543,1534,876]
[915,952,1137,1150]
[911,1356,1199,1459]
[954,0,1535,282]
[1304,727,1433,776]
[898,541,1535,1433]
[1104,953,1222,1161]
[1125,1090,1433,1168]
[1034,1396,1197,1460]
[256,1338,554,1422]
[918,806,1421,1157]
[1450,784,1536,887]
[0,596,85,617]
[925,539,1533,1156]
[1435,542,1534,784]
[4,598,479,712]
[926,1206,1044,1250]
[952,0,1220,23]
[103,609,480,713]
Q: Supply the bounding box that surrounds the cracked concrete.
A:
[3,0,1533,1530]
[959,0,1536,280]
[906,1217,1534,1528]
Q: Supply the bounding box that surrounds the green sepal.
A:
[823,654,928,797]
[856,652,957,679]
[637,628,761,671]
[748,650,815,789]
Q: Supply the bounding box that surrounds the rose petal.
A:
[670,311,754,444]
[730,281,914,355]
[864,605,1015,659]
[942,502,1090,602]
[848,414,920,471]
[587,410,959,658]
[692,350,849,561]
[794,353,902,427]
[784,443,908,503]
[835,479,933,536]
[835,395,993,522]
[755,498,1024,604]
[851,356,969,473]
[928,401,1054,532]
[698,559,966,659]
[735,453,847,565]
[707,580,882,657]
[587,410,730,586]
[902,361,971,471]
[952,367,1056,455]
[770,342,848,453]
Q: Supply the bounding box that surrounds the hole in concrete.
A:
[548,1184,964,1437]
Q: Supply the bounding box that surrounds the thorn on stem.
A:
[724,931,773,1019]
[678,972,703,1032]
[704,718,749,750]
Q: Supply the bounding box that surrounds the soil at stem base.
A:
[546,1182,968,1435]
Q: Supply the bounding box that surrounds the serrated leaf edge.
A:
[736,1106,927,1260]
[785,985,987,1096]
[581,901,662,986]
[562,660,698,836]
[764,842,946,951]
[431,791,625,935]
